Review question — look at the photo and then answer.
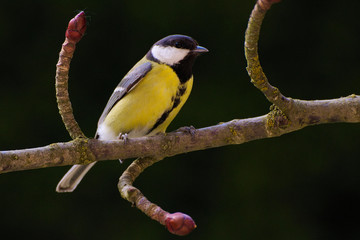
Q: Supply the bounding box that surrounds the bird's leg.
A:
[117,133,129,164]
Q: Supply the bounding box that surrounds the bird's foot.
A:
[176,125,196,136]
[118,133,129,144]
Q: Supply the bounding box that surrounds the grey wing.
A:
[97,61,152,127]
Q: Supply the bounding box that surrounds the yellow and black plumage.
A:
[56,34,208,192]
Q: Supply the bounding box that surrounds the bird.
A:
[56,34,208,192]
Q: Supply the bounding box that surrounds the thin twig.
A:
[118,157,197,236]
[55,11,87,139]
[244,0,292,114]
[118,157,165,221]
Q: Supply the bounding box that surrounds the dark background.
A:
[1,0,360,239]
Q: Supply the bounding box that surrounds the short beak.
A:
[192,45,209,54]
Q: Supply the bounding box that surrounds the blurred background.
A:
[1,0,360,239]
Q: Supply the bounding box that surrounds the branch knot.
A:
[71,138,96,165]
[266,105,291,136]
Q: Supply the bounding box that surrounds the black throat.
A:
[146,50,196,83]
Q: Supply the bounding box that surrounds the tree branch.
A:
[2,94,360,174]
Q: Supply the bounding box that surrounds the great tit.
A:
[56,34,208,192]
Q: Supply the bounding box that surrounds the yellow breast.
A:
[99,61,193,139]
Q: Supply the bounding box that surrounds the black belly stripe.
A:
[148,111,170,134]
[147,83,187,134]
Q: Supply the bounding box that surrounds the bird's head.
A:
[149,34,208,67]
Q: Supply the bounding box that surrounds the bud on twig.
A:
[165,212,197,236]
[65,11,87,43]
[56,11,87,139]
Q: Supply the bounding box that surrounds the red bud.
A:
[165,212,196,236]
[65,11,87,43]
[258,0,281,10]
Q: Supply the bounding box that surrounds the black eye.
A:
[175,41,182,48]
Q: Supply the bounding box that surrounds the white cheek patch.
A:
[151,45,190,66]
